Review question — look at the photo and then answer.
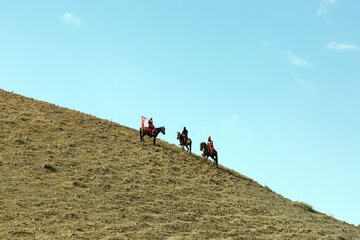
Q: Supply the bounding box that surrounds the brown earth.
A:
[0,89,359,240]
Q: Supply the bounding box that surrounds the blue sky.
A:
[1,1,359,225]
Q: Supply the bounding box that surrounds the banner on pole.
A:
[141,116,146,128]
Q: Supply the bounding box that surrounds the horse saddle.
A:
[143,127,155,134]
[182,135,189,144]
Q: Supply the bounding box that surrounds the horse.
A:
[200,142,218,166]
[177,132,192,153]
[139,126,165,145]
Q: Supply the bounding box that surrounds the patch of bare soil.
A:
[1,89,359,239]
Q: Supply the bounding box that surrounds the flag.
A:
[141,116,146,128]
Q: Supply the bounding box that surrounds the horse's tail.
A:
[212,150,218,166]
[189,138,192,153]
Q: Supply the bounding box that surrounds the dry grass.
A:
[1,89,360,239]
[294,201,317,213]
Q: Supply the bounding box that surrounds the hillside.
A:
[0,89,359,240]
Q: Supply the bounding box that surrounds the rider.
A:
[148,118,155,133]
[182,127,188,143]
[207,136,215,155]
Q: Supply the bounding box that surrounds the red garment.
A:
[208,140,214,151]
[148,120,154,129]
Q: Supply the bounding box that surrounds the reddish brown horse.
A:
[139,127,165,145]
[177,132,192,153]
[200,142,218,166]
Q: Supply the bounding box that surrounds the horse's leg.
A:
[202,151,208,163]
[189,140,192,153]
[154,130,160,145]
[203,149,207,157]
[154,132,159,145]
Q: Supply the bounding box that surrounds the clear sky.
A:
[1,0,359,225]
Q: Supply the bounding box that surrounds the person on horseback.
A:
[182,127,188,144]
[148,118,155,134]
[148,118,154,128]
[207,136,215,155]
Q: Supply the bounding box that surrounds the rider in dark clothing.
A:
[182,127,188,143]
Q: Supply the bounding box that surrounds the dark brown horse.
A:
[177,132,192,153]
[139,127,165,145]
[200,142,218,166]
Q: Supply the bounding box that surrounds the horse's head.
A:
[177,132,180,139]
[161,127,165,135]
[200,142,206,151]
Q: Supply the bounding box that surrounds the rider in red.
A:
[148,118,155,133]
[207,136,215,155]
[148,118,154,128]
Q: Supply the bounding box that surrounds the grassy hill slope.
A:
[0,89,359,239]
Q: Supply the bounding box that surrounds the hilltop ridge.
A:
[0,89,359,239]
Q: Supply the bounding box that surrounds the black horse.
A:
[139,127,165,145]
[177,132,192,153]
[200,142,218,166]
